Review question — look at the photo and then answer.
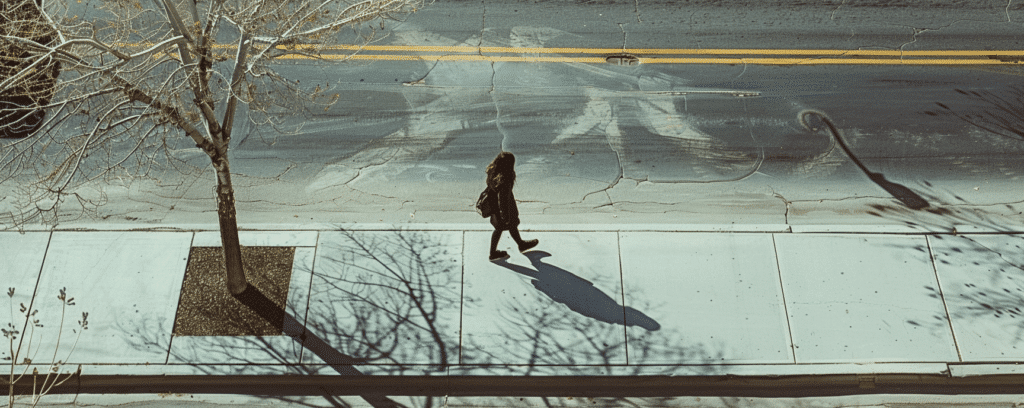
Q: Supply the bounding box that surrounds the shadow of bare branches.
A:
[859,86,1024,357]
[308,229,461,374]
[925,86,1024,144]
[868,84,1024,232]
[236,286,404,408]
[119,228,729,406]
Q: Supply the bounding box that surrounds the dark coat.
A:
[488,179,519,231]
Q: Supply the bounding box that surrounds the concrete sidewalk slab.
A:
[950,363,1024,376]
[32,231,192,364]
[12,226,1024,381]
[167,247,316,371]
[167,336,305,374]
[460,231,625,375]
[2,232,50,322]
[618,232,793,365]
[24,222,1021,234]
[191,230,319,247]
[301,230,462,374]
[774,234,959,363]
[930,234,1024,361]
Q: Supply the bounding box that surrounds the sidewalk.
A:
[4,224,1024,381]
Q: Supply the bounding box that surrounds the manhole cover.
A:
[606,54,640,66]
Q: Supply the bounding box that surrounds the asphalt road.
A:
[8,0,1024,228]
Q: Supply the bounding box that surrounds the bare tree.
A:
[0,0,424,295]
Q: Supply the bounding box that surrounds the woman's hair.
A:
[485,151,516,188]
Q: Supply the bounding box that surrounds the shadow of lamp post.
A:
[799,110,929,210]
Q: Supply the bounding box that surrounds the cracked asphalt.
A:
[9,0,1024,229]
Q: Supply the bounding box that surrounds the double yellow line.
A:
[127,42,1024,65]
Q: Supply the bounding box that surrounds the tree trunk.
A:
[213,155,248,296]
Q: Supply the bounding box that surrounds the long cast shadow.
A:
[234,286,404,408]
[495,251,660,331]
[799,110,929,210]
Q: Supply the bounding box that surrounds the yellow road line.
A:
[643,58,1021,65]
[122,42,1024,57]
[281,54,1023,65]
[317,54,608,63]
[313,45,1024,57]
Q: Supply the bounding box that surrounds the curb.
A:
[9,373,1024,397]
[7,223,1023,234]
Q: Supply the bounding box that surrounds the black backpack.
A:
[476,186,497,218]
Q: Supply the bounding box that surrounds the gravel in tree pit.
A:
[174,246,295,336]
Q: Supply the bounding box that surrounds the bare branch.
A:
[112,75,214,156]
[125,35,186,60]
[30,0,66,44]
[57,38,131,60]
[2,0,426,230]
[221,32,251,142]
[157,0,197,48]
[153,0,222,140]
[50,100,130,192]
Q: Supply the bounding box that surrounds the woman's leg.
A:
[490,229,503,254]
[510,228,539,251]
[509,228,525,245]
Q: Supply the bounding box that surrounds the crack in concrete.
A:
[164,169,206,215]
[564,94,767,204]
[403,59,440,86]
[617,23,627,50]
[735,61,749,79]
[830,0,848,21]
[601,190,614,209]
[896,8,1018,56]
[341,181,402,202]
[589,199,703,208]
[769,188,791,225]
[897,27,928,57]
[579,117,627,206]
[933,197,1024,210]
[490,67,505,150]
[795,48,859,64]
[233,161,299,181]
[740,97,764,176]
[478,6,488,57]
[944,198,1024,208]
[789,195,913,204]
[561,200,734,215]
[958,235,1024,273]
[478,5,506,151]
[687,11,702,50]
[634,0,642,23]
[489,64,504,135]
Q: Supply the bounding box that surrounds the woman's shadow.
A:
[495,251,660,331]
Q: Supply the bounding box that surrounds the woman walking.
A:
[485,152,538,261]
